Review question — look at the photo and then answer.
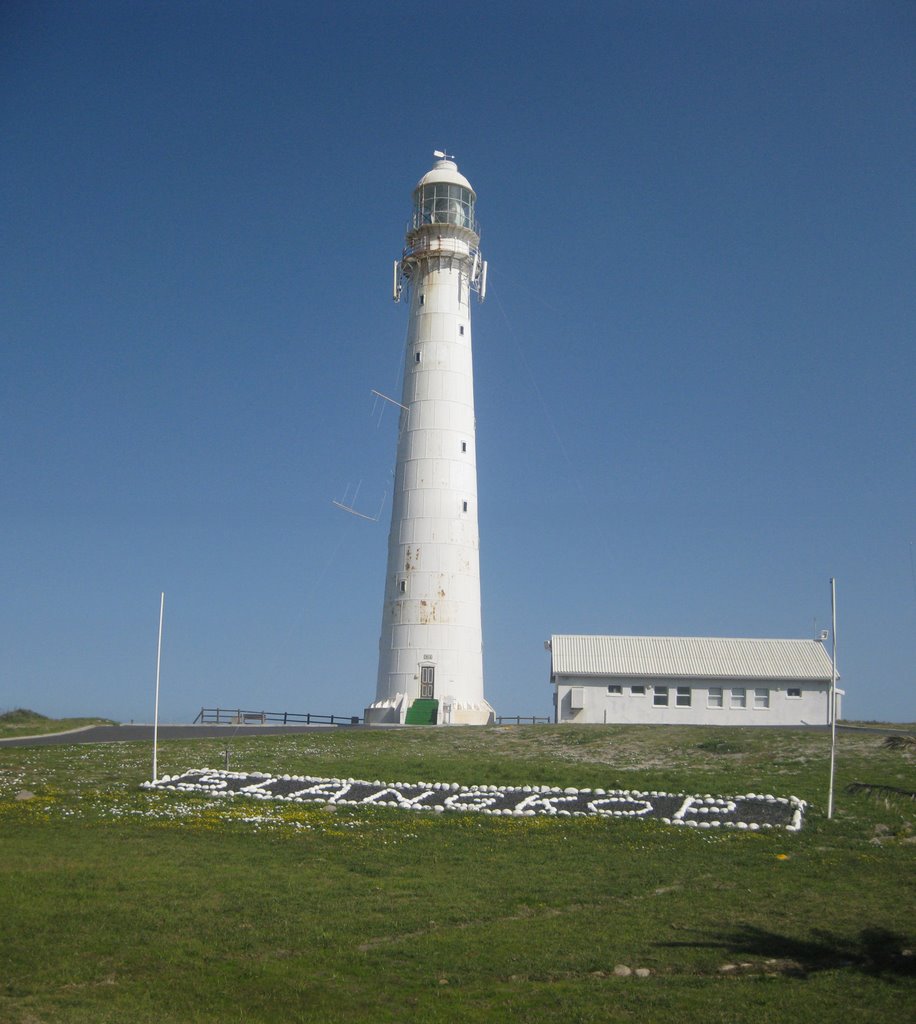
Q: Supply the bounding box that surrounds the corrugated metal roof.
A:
[550,635,834,682]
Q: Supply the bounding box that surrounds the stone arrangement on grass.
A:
[142,769,807,831]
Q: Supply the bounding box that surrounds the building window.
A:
[419,294,425,306]
[730,687,747,709]
[398,579,407,594]
[653,686,669,707]
[461,441,467,453]
[631,685,646,696]
[787,687,802,698]
[459,324,465,336]
[676,686,691,707]
[462,500,468,512]
[707,687,723,708]
[607,684,622,695]
[754,688,770,709]
[415,351,421,363]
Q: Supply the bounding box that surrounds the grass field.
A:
[1,722,913,1023]
[0,709,115,739]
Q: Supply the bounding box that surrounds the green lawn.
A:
[1,725,913,1023]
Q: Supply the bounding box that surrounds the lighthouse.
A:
[365,154,495,726]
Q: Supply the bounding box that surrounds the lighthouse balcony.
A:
[402,232,479,269]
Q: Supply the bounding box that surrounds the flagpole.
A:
[153,592,164,782]
[827,578,838,819]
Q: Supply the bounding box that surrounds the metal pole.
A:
[827,578,838,819]
[152,592,164,782]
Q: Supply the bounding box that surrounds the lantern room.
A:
[411,158,477,233]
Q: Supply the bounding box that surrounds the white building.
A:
[365,154,495,726]
[548,634,838,726]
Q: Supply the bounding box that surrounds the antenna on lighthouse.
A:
[370,389,409,412]
[332,479,382,522]
[433,149,454,161]
[332,380,404,522]
[332,500,381,522]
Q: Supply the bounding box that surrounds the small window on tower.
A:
[398,579,407,594]
[461,441,467,453]
[459,324,465,336]
[462,500,468,513]
[415,351,421,363]
[419,294,425,306]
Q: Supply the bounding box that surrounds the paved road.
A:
[0,723,362,747]
[1,722,910,748]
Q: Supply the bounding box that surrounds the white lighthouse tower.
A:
[365,153,495,726]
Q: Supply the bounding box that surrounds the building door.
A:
[420,665,435,698]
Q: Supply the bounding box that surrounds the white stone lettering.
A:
[288,781,353,803]
[142,770,806,831]
[513,792,578,814]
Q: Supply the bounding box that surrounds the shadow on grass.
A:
[659,925,915,979]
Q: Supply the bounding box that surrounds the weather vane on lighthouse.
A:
[364,153,494,726]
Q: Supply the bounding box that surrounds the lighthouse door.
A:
[420,665,435,698]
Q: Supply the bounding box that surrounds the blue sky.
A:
[2,1,914,723]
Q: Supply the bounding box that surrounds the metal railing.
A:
[194,707,362,726]
[193,707,550,727]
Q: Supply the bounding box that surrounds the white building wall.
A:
[555,678,833,726]
[374,259,484,708]
[369,158,493,725]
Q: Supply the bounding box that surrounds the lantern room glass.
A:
[413,183,475,230]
